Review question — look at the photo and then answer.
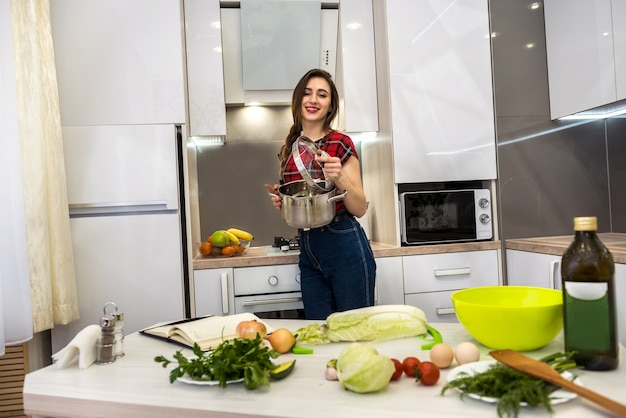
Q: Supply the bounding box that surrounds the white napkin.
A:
[52,325,100,369]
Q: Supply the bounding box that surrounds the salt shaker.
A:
[111,311,125,358]
[96,314,117,365]
[103,302,125,358]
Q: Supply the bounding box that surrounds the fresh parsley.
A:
[155,334,279,389]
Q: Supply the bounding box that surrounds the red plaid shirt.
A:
[282,131,358,213]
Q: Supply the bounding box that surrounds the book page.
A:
[141,313,273,350]
[174,313,272,344]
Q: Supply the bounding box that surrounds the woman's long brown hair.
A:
[278,69,339,178]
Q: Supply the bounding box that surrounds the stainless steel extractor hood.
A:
[221,1,338,106]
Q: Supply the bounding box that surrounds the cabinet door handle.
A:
[374,282,379,304]
[220,272,229,315]
[436,307,456,315]
[549,260,560,290]
[241,297,302,307]
[434,267,471,277]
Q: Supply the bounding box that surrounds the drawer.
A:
[405,291,459,324]
[233,264,301,296]
[403,250,498,294]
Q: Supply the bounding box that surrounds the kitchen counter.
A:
[193,240,502,269]
[506,233,626,264]
[24,320,626,418]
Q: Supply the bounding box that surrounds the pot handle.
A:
[327,190,347,202]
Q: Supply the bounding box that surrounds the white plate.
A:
[176,376,244,386]
[446,360,583,406]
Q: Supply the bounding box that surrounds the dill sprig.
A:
[441,351,580,418]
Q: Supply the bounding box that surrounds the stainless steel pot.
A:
[277,180,347,228]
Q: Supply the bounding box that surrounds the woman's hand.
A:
[264,183,282,210]
[316,153,369,218]
[315,153,342,184]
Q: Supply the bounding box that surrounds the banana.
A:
[227,228,254,241]
[223,230,240,244]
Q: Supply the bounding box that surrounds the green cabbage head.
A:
[336,343,394,393]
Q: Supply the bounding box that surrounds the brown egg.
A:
[429,343,455,369]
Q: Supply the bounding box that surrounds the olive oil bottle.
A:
[561,216,618,370]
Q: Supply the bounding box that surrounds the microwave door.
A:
[400,189,489,245]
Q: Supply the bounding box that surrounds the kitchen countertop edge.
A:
[506,233,626,264]
[193,240,503,269]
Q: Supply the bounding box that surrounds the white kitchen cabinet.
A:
[193,268,234,317]
[402,250,499,323]
[50,0,185,125]
[184,0,226,137]
[506,249,562,290]
[338,0,378,133]
[404,291,459,324]
[384,0,496,183]
[615,0,626,100]
[194,264,302,318]
[374,256,404,305]
[195,256,406,317]
[544,0,626,119]
[508,251,625,346]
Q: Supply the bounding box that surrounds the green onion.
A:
[420,325,443,350]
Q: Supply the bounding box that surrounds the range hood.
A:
[221,1,338,106]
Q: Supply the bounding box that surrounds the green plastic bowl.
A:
[451,286,563,352]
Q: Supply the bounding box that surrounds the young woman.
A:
[264,69,376,320]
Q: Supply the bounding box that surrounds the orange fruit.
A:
[200,241,212,256]
[221,246,236,256]
[234,244,245,254]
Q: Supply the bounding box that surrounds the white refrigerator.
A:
[51,124,188,353]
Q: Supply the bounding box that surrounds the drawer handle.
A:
[436,307,456,315]
[434,267,471,277]
[549,260,560,290]
[220,272,229,315]
[241,297,303,307]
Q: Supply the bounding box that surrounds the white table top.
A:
[24,320,626,418]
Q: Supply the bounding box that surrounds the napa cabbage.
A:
[336,343,395,393]
[295,305,428,345]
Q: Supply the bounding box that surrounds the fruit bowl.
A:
[451,286,563,352]
[197,239,250,258]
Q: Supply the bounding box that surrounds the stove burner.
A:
[273,236,300,251]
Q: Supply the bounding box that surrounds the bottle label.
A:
[563,281,610,351]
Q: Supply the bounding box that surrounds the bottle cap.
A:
[573,216,597,231]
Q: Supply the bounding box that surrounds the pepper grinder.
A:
[103,302,125,358]
[95,314,116,365]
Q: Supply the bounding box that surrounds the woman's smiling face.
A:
[301,76,332,124]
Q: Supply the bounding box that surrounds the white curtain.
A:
[0,0,80,355]
[0,0,33,355]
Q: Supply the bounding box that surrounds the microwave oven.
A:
[399,189,493,245]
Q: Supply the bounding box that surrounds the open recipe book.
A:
[140,312,273,351]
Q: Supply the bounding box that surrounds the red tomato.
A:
[416,361,440,386]
[390,358,403,381]
[402,356,421,377]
